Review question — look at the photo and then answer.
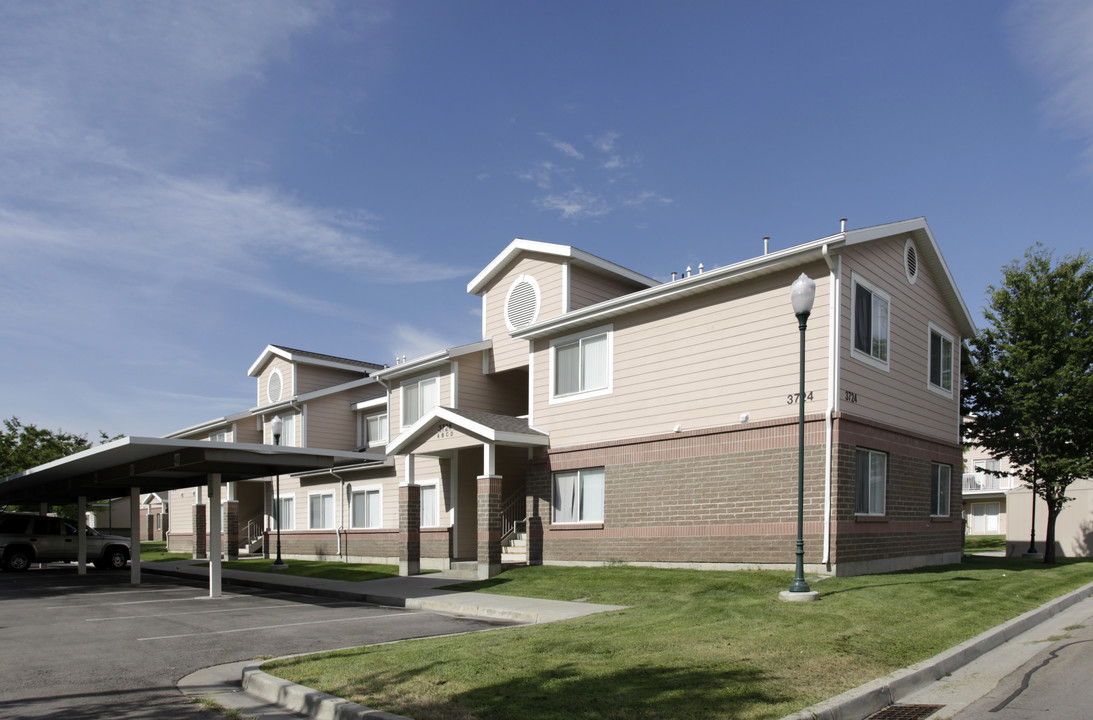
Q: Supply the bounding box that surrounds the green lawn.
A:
[139,541,192,563]
[266,558,1093,720]
[964,534,1007,553]
[216,558,400,583]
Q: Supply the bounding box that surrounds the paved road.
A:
[0,567,515,719]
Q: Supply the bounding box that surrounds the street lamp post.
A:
[270,415,288,570]
[781,273,819,602]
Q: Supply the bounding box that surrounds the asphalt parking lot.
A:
[0,567,516,719]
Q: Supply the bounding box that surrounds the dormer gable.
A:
[247,345,384,403]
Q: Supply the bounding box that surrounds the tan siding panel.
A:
[838,235,961,443]
[295,365,367,394]
[568,265,647,310]
[483,255,565,373]
[534,264,832,447]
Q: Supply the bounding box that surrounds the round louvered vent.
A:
[267,370,283,404]
[905,239,919,285]
[505,275,541,330]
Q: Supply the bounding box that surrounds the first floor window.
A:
[970,502,1000,532]
[273,495,294,531]
[351,488,382,529]
[931,463,951,516]
[855,449,886,515]
[929,327,954,393]
[309,492,334,530]
[420,483,439,527]
[552,467,605,523]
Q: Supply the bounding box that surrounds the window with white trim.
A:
[402,374,439,426]
[365,412,388,446]
[931,463,951,517]
[210,430,228,442]
[269,413,296,447]
[852,277,890,368]
[552,467,605,523]
[308,492,334,530]
[928,325,954,395]
[350,487,382,529]
[420,482,440,528]
[855,449,886,515]
[551,326,612,401]
[272,494,294,531]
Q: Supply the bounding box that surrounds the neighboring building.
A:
[161,217,976,578]
[1006,480,1093,558]
[961,441,1017,536]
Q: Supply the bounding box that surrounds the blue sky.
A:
[2,1,1092,441]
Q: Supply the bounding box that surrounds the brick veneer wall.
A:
[526,413,964,576]
[528,416,828,567]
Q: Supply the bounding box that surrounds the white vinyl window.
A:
[970,502,1000,532]
[550,326,612,402]
[931,463,951,517]
[365,413,388,446]
[851,277,890,369]
[350,487,382,529]
[308,492,334,530]
[272,494,294,531]
[552,467,605,524]
[928,325,955,395]
[210,430,228,442]
[420,482,440,528]
[402,374,440,426]
[855,449,886,515]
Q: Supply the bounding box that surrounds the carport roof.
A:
[0,436,380,505]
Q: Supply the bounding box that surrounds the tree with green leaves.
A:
[964,245,1093,563]
[0,417,107,517]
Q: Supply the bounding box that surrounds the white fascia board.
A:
[466,239,657,295]
[512,239,837,341]
[387,407,549,456]
[248,377,378,415]
[163,410,252,439]
[352,396,388,412]
[372,340,491,382]
[247,345,292,377]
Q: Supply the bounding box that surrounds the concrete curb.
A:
[242,663,410,720]
[778,580,1093,720]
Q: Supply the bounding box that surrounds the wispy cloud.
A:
[538,132,585,160]
[536,189,612,220]
[1008,0,1093,169]
[588,131,621,153]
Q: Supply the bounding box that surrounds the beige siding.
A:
[232,419,262,444]
[259,358,294,404]
[295,364,367,394]
[304,393,357,450]
[532,263,832,447]
[482,254,566,373]
[390,365,454,438]
[838,236,962,443]
[568,264,647,311]
[455,355,528,416]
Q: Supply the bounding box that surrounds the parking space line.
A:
[139,611,419,640]
[87,602,362,622]
[46,595,245,610]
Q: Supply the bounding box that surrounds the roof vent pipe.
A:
[840,218,848,233]
[698,263,704,274]
[763,237,770,255]
[685,266,692,278]
[671,271,677,281]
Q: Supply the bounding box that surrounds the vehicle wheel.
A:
[98,548,128,570]
[3,548,32,572]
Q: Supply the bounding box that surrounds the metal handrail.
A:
[962,472,1017,492]
[500,491,526,544]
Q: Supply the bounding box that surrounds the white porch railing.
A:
[962,472,1018,493]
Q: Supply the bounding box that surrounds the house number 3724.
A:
[787,391,814,404]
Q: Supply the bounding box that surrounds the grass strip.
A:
[216,558,400,582]
[963,534,1006,553]
[266,557,1093,720]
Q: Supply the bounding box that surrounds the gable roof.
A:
[247,344,385,378]
[467,239,658,295]
[511,217,977,341]
[387,406,549,456]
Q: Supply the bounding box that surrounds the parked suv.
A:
[0,512,131,571]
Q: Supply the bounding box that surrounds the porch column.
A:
[77,495,87,576]
[225,499,239,559]
[130,486,141,585]
[477,442,502,579]
[209,474,223,598]
[399,486,421,577]
[193,504,207,559]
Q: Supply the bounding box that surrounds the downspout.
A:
[821,243,841,566]
[328,469,345,561]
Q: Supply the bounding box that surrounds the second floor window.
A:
[402,375,439,426]
[552,326,611,400]
[929,326,954,394]
[852,278,890,368]
[365,413,388,446]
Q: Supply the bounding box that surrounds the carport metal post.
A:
[209,473,222,598]
[77,495,87,575]
[130,487,141,585]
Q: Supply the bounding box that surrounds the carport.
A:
[0,436,372,597]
